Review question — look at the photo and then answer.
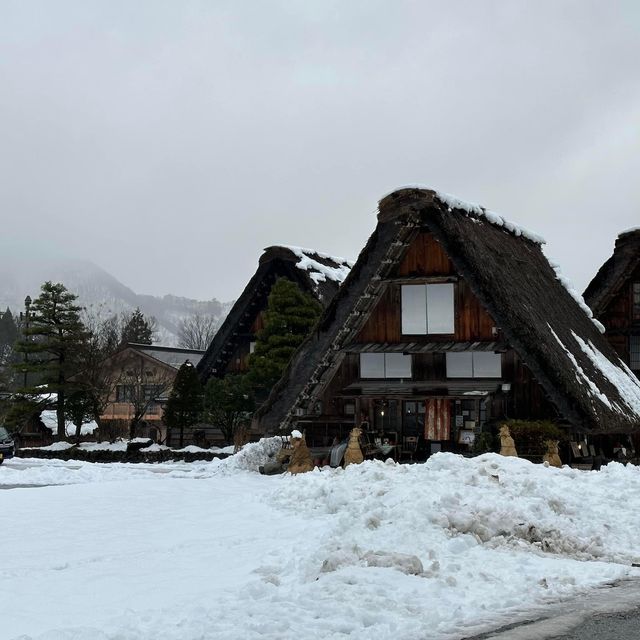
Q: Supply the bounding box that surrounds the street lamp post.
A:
[20,295,32,390]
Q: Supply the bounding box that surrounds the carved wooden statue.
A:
[344,426,364,467]
[499,424,518,457]
[543,439,562,468]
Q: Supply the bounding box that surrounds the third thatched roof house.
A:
[584,228,640,375]
[255,188,640,448]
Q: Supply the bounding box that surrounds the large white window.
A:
[446,351,502,378]
[360,353,412,379]
[401,283,455,334]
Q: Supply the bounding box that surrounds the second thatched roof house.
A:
[254,188,640,451]
[197,245,353,383]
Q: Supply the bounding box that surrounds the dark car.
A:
[0,426,15,463]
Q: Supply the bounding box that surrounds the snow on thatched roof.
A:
[280,245,353,286]
[256,187,640,434]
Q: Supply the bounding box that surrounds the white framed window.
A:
[360,353,412,379]
[445,352,473,377]
[401,283,454,334]
[472,351,502,377]
[446,351,502,378]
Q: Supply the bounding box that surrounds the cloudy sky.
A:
[1,0,638,302]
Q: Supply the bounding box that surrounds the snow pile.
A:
[215,436,284,475]
[269,454,640,567]
[139,443,169,453]
[3,453,640,639]
[434,190,546,245]
[173,445,211,453]
[550,262,606,333]
[283,245,353,285]
[36,441,75,452]
[78,440,128,452]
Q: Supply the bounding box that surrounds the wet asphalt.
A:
[465,579,640,640]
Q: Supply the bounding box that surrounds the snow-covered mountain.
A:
[0,257,231,345]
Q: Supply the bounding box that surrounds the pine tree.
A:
[120,308,154,345]
[248,278,322,401]
[11,282,89,439]
[202,374,255,445]
[163,361,203,447]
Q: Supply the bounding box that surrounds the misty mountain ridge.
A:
[0,257,232,346]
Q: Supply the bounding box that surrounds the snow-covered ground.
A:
[2,444,640,640]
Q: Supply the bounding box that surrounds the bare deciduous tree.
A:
[177,314,219,350]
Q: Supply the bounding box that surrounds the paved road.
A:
[552,607,640,639]
[467,579,640,640]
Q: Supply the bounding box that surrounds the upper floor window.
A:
[116,384,135,402]
[446,351,502,378]
[360,352,412,379]
[401,283,454,334]
[630,335,640,371]
[143,384,163,402]
[633,283,640,321]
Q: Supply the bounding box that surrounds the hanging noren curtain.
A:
[425,399,451,441]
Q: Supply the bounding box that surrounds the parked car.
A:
[0,426,15,464]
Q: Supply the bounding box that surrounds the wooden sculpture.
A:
[499,424,518,457]
[543,439,562,468]
[344,426,364,467]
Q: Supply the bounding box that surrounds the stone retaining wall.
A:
[16,442,232,464]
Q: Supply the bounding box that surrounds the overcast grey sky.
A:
[1,0,638,301]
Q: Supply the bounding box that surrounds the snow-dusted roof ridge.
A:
[278,245,354,285]
[549,261,606,334]
[434,191,546,245]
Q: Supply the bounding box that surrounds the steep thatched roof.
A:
[197,245,352,382]
[256,188,640,434]
[584,229,640,317]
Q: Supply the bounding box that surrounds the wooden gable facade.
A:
[584,229,640,375]
[255,188,640,454]
[266,231,556,451]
